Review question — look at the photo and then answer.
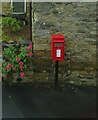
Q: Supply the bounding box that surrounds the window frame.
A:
[11,0,26,14]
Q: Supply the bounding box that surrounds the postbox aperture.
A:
[54,43,63,47]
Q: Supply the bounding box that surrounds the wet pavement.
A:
[2,83,96,118]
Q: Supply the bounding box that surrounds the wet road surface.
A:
[2,83,96,118]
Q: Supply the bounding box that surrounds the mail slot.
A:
[51,34,65,61]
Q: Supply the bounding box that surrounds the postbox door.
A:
[53,42,64,61]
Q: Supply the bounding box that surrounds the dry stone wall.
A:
[33,2,96,86]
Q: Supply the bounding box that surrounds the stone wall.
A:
[33,2,96,86]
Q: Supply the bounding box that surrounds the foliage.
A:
[2,32,11,42]
[2,17,22,42]
[2,43,33,82]
[2,17,21,32]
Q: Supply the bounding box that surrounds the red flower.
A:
[27,52,33,57]
[4,64,15,71]
[6,66,10,70]
[8,63,11,67]
[19,61,24,66]
[19,66,24,70]
[16,58,21,62]
[20,72,25,77]
[5,64,11,70]
[27,43,32,50]
[12,67,16,71]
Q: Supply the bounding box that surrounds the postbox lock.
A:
[51,34,65,61]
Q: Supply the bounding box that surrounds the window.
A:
[11,0,26,14]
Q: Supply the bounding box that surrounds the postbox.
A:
[51,34,65,61]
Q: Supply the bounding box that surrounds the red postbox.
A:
[51,34,65,61]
